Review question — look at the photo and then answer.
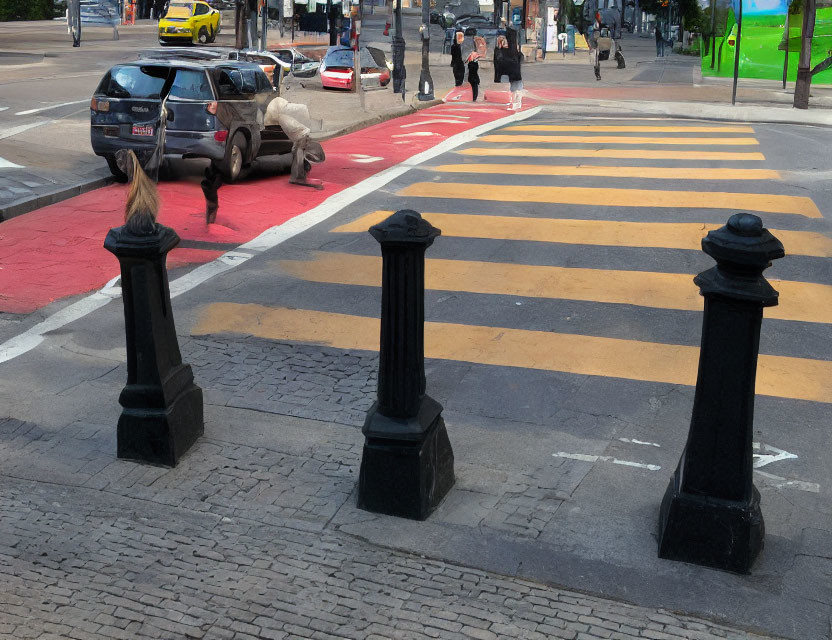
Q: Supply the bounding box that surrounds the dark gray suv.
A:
[90,60,293,181]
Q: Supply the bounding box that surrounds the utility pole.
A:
[260,0,267,50]
[794,0,816,109]
[731,0,743,105]
[392,0,406,97]
[417,0,434,100]
[235,0,249,49]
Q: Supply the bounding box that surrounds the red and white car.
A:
[320,46,391,91]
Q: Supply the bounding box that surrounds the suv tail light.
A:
[206,101,218,115]
[91,98,110,112]
[214,130,228,142]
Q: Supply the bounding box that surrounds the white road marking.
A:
[0,120,52,140]
[752,442,798,469]
[754,470,819,493]
[392,131,443,138]
[0,107,542,365]
[15,99,89,116]
[553,452,661,471]
[0,107,8,112]
[350,154,384,163]
[618,438,661,448]
[0,157,24,169]
[400,119,468,128]
[424,113,470,119]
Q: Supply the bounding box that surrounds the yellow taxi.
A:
[159,1,222,45]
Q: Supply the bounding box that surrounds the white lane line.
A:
[0,157,24,169]
[0,120,52,140]
[553,452,661,471]
[424,113,470,119]
[15,100,89,116]
[0,107,542,365]
[618,438,661,448]
[754,470,819,493]
[0,107,8,112]
[350,154,384,163]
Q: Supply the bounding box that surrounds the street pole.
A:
[235,0,248,49]
[794,0,816,109]
[260,0,268,50]
[731,0,743,105]
[710,0,717,68]
[392,0,406,98]
[417,0,434,100]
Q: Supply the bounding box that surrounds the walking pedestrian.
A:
[589,12,602,81]
[655,24,664,57]
[494,30,523,109]
[466,51,480,101]
[450,31,465,87]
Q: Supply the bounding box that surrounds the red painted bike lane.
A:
[0,103,521,315]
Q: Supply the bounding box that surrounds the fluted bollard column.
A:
[357,210,454,520]
[104,224,203,467]
[658,213,785,574]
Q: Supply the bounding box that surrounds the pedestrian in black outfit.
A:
[494,30,523,108]
[450,31,465,87]
[655,25,664,57]
[466,51,480,101]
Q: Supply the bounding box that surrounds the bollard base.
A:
[117,378,204,467]
[657,472,764,574]
[358,401,454,520]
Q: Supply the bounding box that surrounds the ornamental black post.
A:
[357,210,454,520]
[104,224,203,467]
[658,213,785,574]
[391,0,406,97]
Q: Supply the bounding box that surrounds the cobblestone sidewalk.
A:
[0,413,780,640]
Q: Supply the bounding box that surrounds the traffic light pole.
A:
[417,0,434,100]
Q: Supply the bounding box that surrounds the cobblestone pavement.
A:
[0,413,781,640]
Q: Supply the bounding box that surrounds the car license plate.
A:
[132,124,154,136]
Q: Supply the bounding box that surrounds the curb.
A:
[542,98,832,127]
[0,173,115,223]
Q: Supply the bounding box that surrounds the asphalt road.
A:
[0,106,828,637]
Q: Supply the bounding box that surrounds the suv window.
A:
[216,68,256,98]
[240,69,258,94]
[168,69,213,100]
[97,65,168,99]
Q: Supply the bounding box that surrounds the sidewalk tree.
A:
[0,0,55,20]
[793,0,816,108]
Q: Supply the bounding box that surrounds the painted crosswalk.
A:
[193,117,831,405]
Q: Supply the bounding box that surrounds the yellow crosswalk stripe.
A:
[332,211,832,259]
[479,135,760,146]
[459,148,767,161]
[432,163,781,181]
[192,304,832,404]
[278,253,832,325]
[502,125,756,133]
[398,182,823,218]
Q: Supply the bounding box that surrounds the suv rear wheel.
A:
[105,154,127,183]
[218,131,247,182]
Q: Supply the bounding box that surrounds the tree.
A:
[0,0,56,20]
[794,0,816,108]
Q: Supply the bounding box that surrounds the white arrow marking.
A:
[350,154,384,163]
[392,131,443,138]
[15,99,89,116]
[752,442,798,469]
[553,452,660,471]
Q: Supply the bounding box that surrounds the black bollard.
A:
[658,213,785,574]
[104,224,203,467]
[357,210,454,520]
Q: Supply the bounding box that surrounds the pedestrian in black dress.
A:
[466,51,480,101]
[450,31,465,87]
